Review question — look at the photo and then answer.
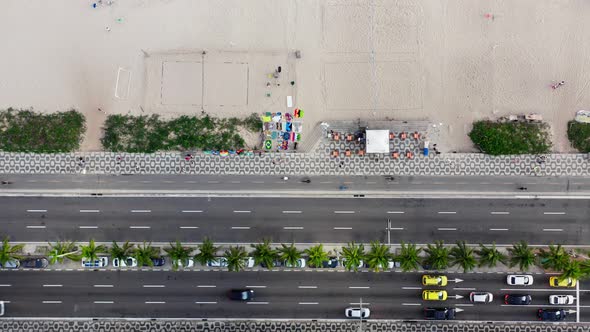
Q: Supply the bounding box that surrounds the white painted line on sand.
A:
[143,285,165,288]
[182,210,203,213]
[131,210,151,213]
[387,211,405,214]
[334,211,355,214]
[298,286,318,289]
[80,210,100,213]
[282,211,302,214]
[544,212,566,215]
[94,301,114,304]
[491,212,510,215]
[231,226,251,230]
[333,227,353,230]
[543,229,563,232]
[129,226,151,229]
[179,226,199,229]
[438,228,457,231]
[348,286,370,289]
[233,210,251,213]
[42,301,62,304]
[438,211,457,214]
[26,225,46,229]
[42,285,63,287]
[79,226,98,229]
[283,226,304,230]
[94,285,114,288]
[195,301,217,304]
[299,302,319,305]
[27,209,47,213]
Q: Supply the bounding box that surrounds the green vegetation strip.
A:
[0,108,86,153]
[469,121,551,155]
[567,121,590,153]
[101,113,262,153]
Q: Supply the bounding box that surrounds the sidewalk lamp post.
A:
[386,219,392,247]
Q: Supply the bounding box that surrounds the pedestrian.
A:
[552,80,565,89]
[116,156,122,164]
[105,26,111,32]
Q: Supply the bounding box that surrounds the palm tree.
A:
[164,240,194,270]
[250,239,277,269]
[539,244,569,271]
[396,242,422,272]
[134,242,159,266]
[48,241,79,264]
[365,241,392,272]
[224,246,248,272]
[305,244,329,268]
[560,259,582,281]
[508,241,536,271]
[340,242,365,272]
[423,241,449,270]
[0,237,24,265]
[476,242,506,268]
[278,243,302,267]
[450,241,476,272]
[194,238,219,265]
[580,260,590,278]
[109,241,135,262]
[80,239,107,262]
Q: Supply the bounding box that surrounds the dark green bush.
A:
[468,120,551,155]
[567,121,590,153]
[0,108,86,153]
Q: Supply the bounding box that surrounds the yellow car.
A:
[422,290,448,301]
[422,275,448,286]
[550,277,577,287]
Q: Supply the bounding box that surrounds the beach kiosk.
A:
[365,130,390,154]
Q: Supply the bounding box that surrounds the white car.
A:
[549,295,575,305]
[81,257,109,268]
[178,258,194,268]
[207,257,228,267]
[507,274,533,286]
[113,257,137,268]
[246,257,255,268]
[0,301,4,316]
[285,258,306,268]
[470,292,494,303]
[345,307,370,318]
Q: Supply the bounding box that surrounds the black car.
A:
[424,307,455,320]
[227,289,254,301]
[21,257,49,269]
[504,294,532,305]
[538,309,567,321]
[321,257,338,268]
[144,257,166,267]
[261,260,283,268]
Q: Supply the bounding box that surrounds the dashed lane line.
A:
[145,301,166,304]
[438,211,457,214]
[27,209,47,213]
[79,226,98,229]
[247,302,269,305]
[197,285,216,288]
[179,226,199,229]
[490,212,510,215]
[246,285,267,288]
[402,303,421,306]
[299,302,319,305]
[195,301,217,304]
[143,285,166,288]
[350,302,371,305]
[438,228,457,231]
[284,226,304,230]
[298,286,318,289]
[489,228,509,231]
[131,210,151,213]
[387,211,405,214]
[181,210,203,213]
[42,301,62,304]
[94,285,114,288]
[543,229,563,232]
[233,210,251,213]
[129,226,151,229]
[79,210,100,213]
[402,287,422,290]
[543,212,566,215]
[334,211,355,214]
[0,284,12,287]
[348,286,370,289]
[42,284,63,287]
[94,301,114,304]
[282,211,302,214]
[333,227,353,230]
[231,226,251,230]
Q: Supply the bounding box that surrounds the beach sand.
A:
[1,0,589,152]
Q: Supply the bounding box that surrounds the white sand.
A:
[1,0,589,152]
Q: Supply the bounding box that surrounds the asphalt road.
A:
[1,197,588,245]
[0,271,584,321]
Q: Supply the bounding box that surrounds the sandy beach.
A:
[1,0,589,152]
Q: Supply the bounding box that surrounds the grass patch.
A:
[101,113,260,153]
[468,121,551,155]
[567,121,590,153]
[0,108,86,153]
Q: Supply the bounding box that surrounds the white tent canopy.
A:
[365,129,390,154]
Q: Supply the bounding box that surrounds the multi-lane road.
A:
[0,271,584,321]
[1,196,587,244]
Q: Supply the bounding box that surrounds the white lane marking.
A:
[251,181,264,184]
[387,211,405,214]
[42,301,62,304]
[500,288,581,292]
[207,181,219,184]
[402,287,422,290]
[27,210,47,213]
[246,285,267,288]
[42,285,63,287]
[438,211,457,214]
[490,212,510,215]
[195,301,217,304]
[94,301,114,304]
[182,210,203,213]
[145,301,166,304]
[131,210,151,213]
[544,212,566,215]
[348,286,370,289]
[26,225,46,229]
[334,211,355,214]
[247,302,269,305]
[402,303,422,306]
[299,302,319,305]
[197,285,216,288]
[129,226,151,229]
[79,226,98,229]
[0,284,12,287]
[80,210,100,213]
[453,287,476,291]
[489,228,509,231]
[282,211,302,214]
[543,229,563,232]
[390,227,405,230]
[143,285,165,288]
[94,285,114,288]
[179,226,199,229]
[298,286,318,289]
[284,227,304,230]
[350,303,371,306]
[333,227,353,230]
[232,226,251,230]
[233,210,251,213]
[456,304,474,307]
[438,228,457,231]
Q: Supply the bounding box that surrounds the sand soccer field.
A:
[1,0,589,152]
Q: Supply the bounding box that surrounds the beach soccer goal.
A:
[115,67,132,99]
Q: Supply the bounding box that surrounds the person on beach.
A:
[552,80,565,89]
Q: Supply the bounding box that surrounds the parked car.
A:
[227,289,254,301]
[149,257,166,267]
[342,259,364,269]
[387,260,401,269]
[176,258,194,268]
[207,257,228,267]
[504,294,532,305]
[550,277,577,288]
[549,295,575,305]
[246,257,255,268]
[423,290,448,301]
[0,301,4,316]
[81,257,108,268]
[321,257,338,268]
[285,258,306,268]
[507,275,533,286]
[538,308,568,321]
[470,292,493,303]
[261,260,283,268]
[424,307,455,320]
[113,257,138,268]
[21,257,49,269]
[422,275,448,286]
[345,307,370,318]
[0,259,20,269]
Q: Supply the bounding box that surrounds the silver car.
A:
[345,307,370,318]
[549,295,575,305]
[470,292,494,303]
